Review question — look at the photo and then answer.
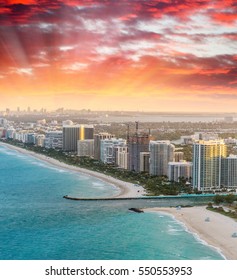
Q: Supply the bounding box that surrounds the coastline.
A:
[0,142,146,198]
[144,206,237,260]
[3,141,237,260]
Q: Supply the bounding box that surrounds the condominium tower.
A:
[93,133,115,160]
[168,161,193,182]
[149,140,175,176]
[117,146,128,169]
[45,131,63,149]
[100,138,126,164]
[192,140,227,191]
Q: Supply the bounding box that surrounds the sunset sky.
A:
[0,0,237,112]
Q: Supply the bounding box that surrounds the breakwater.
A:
[63,194,216,201]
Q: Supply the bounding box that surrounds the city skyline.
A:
[0,1,237,112]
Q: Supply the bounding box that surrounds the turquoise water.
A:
[0,145,224,260]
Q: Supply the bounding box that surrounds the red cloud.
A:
[0,0,236,95]
[5,0,37,3]
[0,0,234,29]
[0,0,217,25]
[212,12,237,24]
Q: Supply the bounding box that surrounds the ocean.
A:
[0,145,224,260]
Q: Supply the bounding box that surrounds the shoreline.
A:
[144,206,237,260]
[0,142,146,198]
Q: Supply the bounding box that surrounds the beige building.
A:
[77,139,94,157]
[117,146,128,169]
[192,140,227,191]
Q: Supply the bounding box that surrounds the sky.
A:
[0,0,237,112]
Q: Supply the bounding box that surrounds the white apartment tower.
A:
[44,131,63,149]
[117,146,128,169]
[168,161,193,182]
[100,138,126,164]
[149,140,175,176]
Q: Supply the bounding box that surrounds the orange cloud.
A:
[0,0,237,111]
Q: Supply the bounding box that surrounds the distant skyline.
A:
[0,0,237,112]
[1,107,237,115]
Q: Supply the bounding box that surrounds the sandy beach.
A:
[144,206,237,260]
[0,142,146,198]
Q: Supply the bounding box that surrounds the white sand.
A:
[144,206,237,260]
[0,142,146,198]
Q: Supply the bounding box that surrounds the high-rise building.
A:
[221,155,237,190]
[192,140,227,192]
[140,152,150,173]
[77,139,94,157]
[63,126,80,152]
[168,161,193,182]
[128,134,150,172]
[117,146,128,169]
[93,133,115,160]
[80,125,94,140]
[26,133,36,144]
[100,138,126,164]
[45,131,63,149]
[6,128,15,139]
[149,140,175,176]
[35,134,45,147]
[63,125,94,152]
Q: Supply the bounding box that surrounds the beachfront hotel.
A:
[192,140,227,192]
[149,140,175,176]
